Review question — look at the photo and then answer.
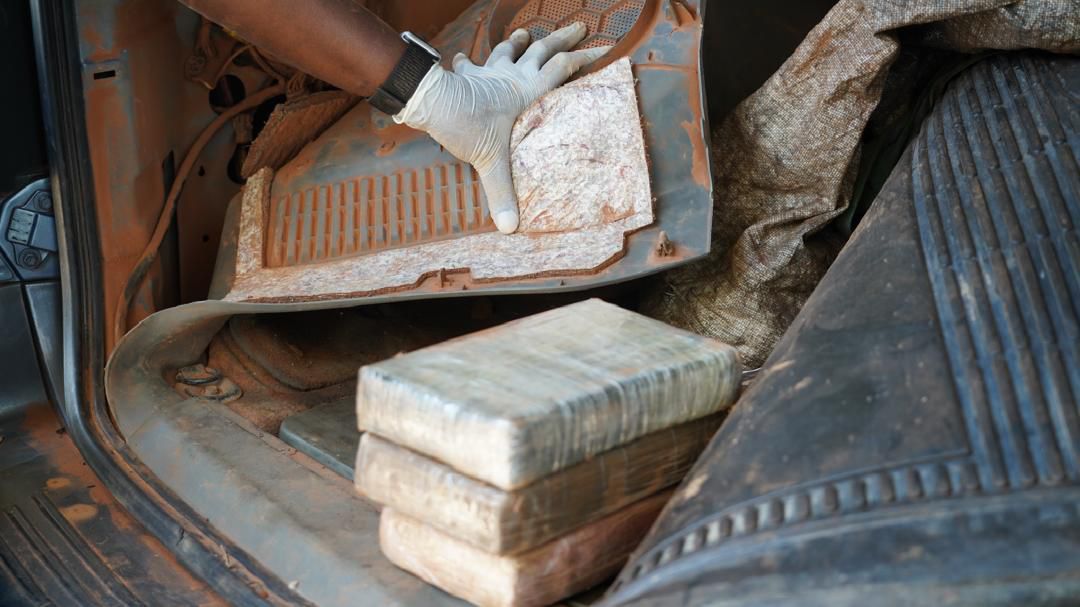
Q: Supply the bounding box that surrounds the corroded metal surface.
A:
[228,59,651,302]
[210,0,711,304]
[0,405,225,606]
[505,0,648,49]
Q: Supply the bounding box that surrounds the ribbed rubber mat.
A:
[506,0,647,50]
[910,54,1080,488]
[0,495,141,605]
[266,162,493,268]
[607,52,1080,607]
[0,406,222,606]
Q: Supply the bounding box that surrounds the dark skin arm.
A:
[178,0,406,97]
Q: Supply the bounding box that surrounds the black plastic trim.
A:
[28,2,311,605]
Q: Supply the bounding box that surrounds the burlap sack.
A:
[645,0,1079,368]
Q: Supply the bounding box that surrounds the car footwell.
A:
[0,402,223,606]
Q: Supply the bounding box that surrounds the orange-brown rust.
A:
[83,0,233,353]
[59,503,101,524]
[791,27,836,80]
[206,329,343,433]
[504,0,647,50]
[641,0,709,190]
[364,0,480,40]
[573,0,709,192]
[681,119,710,187]
[668,0,696,28]
[15,405,226,605]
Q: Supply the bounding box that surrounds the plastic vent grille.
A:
[506,0,646,50]
[265,162,494,268]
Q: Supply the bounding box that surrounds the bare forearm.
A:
[179,0,406,96]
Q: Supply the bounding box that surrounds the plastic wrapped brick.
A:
[355,414,721,554]
[379,491,672,607]
[356,299,741,489]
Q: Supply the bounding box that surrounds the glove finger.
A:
[478,160,519,234]
[486,28,530,67]
[518,22,587,70]
[452,52,475,74]
[537,46,612,92]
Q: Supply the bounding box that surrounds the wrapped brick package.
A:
[355,414,721,554]
[356,299,742,490]
[379,491,673,607]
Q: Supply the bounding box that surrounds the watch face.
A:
[402,31,442,61]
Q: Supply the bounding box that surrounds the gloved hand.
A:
[394,23,610,234]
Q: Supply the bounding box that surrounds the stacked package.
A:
[355,299,741,607]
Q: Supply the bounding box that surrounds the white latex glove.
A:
[394,23,610,234]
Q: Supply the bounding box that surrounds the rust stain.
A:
[60,503,100,524]
[648,230,688,264]
[46,477,71,490]
[654,230,674,256]
[504,0,650,52]
[668,0,696,28]
[681,119,709,187]
[791,28,835,80]
[372,120,425,145]
[365,0,479,40]
[84,0,707,313]
[83,0,211,352]
[631,2,709,192]
[15,404,226,604]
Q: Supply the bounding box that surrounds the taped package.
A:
[356,298,742,490]
[379,491,672,607]
[356,414,721,554]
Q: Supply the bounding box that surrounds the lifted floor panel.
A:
[211,0,713,305]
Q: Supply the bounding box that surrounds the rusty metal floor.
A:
[0,403,222,606]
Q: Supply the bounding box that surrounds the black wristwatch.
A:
[369,31,442,116]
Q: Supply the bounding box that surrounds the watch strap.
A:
[370,40,439,115]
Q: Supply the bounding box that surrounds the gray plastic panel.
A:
[0,284,49,419]
[0,178,58,282]
[25,281,63,406]
[279,401,359,480]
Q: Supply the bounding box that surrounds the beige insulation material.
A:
[645,0,1079,368]
[511,57,651,233]
[240,90,358,178]
[356,299,741,490]
[355,414,721,555]
[379,491,672,607]
[226,58,651,303]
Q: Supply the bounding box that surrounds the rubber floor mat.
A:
[608,52,1080,606]
[0,404,222,606]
